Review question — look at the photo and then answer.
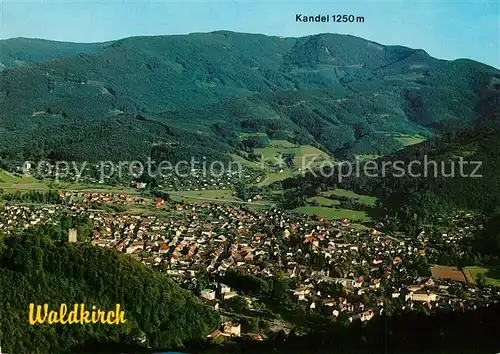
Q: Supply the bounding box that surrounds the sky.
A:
[1,0,499,68]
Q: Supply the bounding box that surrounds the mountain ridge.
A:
[0,31,498,162]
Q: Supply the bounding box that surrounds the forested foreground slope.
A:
[0,216,219,354]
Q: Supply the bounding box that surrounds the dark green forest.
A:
[193,304,500,354]
[57,303,500,353]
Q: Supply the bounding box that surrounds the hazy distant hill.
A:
[0,37,111,69]
[0,31,498,161]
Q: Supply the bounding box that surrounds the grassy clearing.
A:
[49,182,101,190]
[0,169,19,185]
[294,205,371,222]
[170,189,236,200]
[230,152,303,187]
[463,267,500,287]
[269,140,297,148]
[0,170,138,193]
[255,141,330,168]
[376,132,427,147]
[295,188,377,226]
[394,134,426,146]
[168,189,278,208]
[239,132,268,138]
[0,169,48,190]
[307,196,340,207]
[322,188,377,206]
[355,154,380,162]
[9,183,50,190]
[230,154,263,169]
[231,139,333,187]
[384,73,425,82]
[258,170,295,186]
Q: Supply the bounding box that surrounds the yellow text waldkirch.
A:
[29,303,127,325]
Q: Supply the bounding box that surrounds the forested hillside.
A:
[0,214,219,353]
[0,31,498,161]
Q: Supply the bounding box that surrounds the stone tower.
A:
[68,228,77,243]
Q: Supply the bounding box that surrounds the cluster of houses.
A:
[23,162,104,185]
[77,199,500,325]
[155,168,264,191]
[416,212,482,263]
[0,205,66,234]
[58,191,149,206]
[1,195,499,338]
[21,160,263,191]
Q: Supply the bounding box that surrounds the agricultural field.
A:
[230,153,292,184]
[352,134,425,161]
[257,170,295,186]
[430,265,467,282]
[307,196,340,207]
[0,169,130,193]
[0,169,49,191]
[255,141,330,168]
[230,154,264,170]
[355,154,380,162]
[169,188,236,201]
[168,189,278,210]
[374,131,427,147]
[296,188,376,224]
[463,267,500,287]
[393,133,427,146]
[234,137,334,186]
[383,132,427,147]
[290,186,381,228]
[430,265,500,287]
[48,181,126,191]
[322,188,377,206]
[294,205,371,223]
[231,137,331,187]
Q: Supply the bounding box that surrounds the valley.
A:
[0,28,499,354]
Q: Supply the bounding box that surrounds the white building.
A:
[223,322,241,337]
[411,292,438,302]
[200,289,216,301]
[219,283,231,294]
